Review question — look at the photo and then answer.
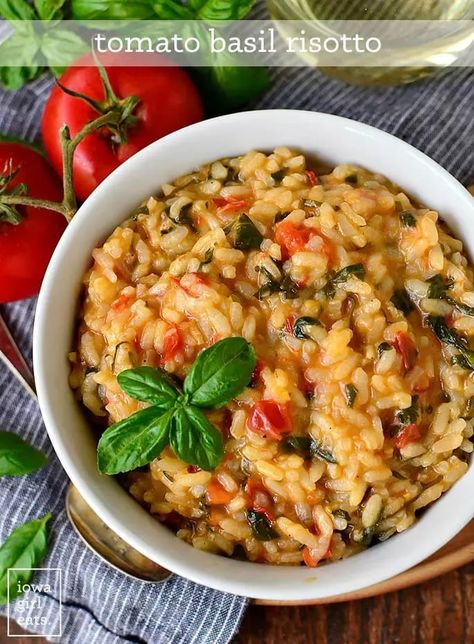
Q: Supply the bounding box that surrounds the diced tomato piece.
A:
[187,465,201,473]
[302,546,318,567]
[245,479,275,522]
[207,479,234,505]
[275,220,312,258]
[248,400,293,440]
[214,195,251,214]
[394,423,422,449]
[250,359,266,386]
[109,293,134,315]
[305,169,318,186]
[162,326,182,363]
[285,313,298,335]
[392,332,418,371]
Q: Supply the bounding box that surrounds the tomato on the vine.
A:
[0,142,65,303]
[42,53,204,202]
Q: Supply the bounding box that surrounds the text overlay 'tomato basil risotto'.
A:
[70,148,474,567]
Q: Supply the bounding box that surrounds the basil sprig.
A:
[97,337,256,474]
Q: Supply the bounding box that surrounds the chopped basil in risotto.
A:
[69,148,474,567]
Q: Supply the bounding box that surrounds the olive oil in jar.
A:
[266,0,474,85]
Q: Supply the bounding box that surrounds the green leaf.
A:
[0,514,51,605]
[426,274,454,300]
[0,0,37,20]
[97,406,174,474]
[310,440,337,464]
[246,509,277,541]
[0,432,47,477]
[396,395,419,426]
[391,288,414,315]
[41,30,88,77]
[446,297,474,317]
[0,23,41,90]
[325,263,365,297]
[72,0,157,19]
[196,0,256,20]
[399,211,416,228]
[293,316,321,339]
[184,337,256,408]
[344,384,358,408]
[151,0,195,19]
[34,0,65,20]
[227,214,263,250]
[117,366,180,406]
[194,65,272,114]
[170,405,224,470]
[282,435,312,455]
[426,315,466,351]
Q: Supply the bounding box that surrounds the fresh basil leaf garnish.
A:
[97,407,174,474]
[170,405,224,471]
[396,395,419,426]
[426,315,467,350]
[0,514,51,605]
[0,431,47,477]
[246,509,277,541]
[184,337,256,408]
[117,366,180,406]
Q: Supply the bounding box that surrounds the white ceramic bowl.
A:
[34,110,474,601]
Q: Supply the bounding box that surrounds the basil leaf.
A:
[447,297,474,317]
[0,432,47,477]
[184,337,256,408]
[396,395,419,426]
[377,342,392,358]
[41,30,89,77]
[310,440,337,464]
[427,274,454,300]
[196,0,255,20]
[0,0,37,20]
[344,384,358,408]
[282,435,312,455]
[0,514,51,605]
[170,405,224,470]
[325,263,365,297]
[34,0,65,20]
[72,0,157,19]
[0,23,41,90]
[293,316,321,339]
[426,315,466,350]
[117,366,179,407]
[246,509,277,541]
[151,0,195,18]
[227,214,263,251]
[399,211,416,228]
[97,407,174,474]
[391,289,414,315]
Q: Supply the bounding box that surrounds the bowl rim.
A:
[33,109,474,601]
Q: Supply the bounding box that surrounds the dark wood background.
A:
[1,562,473,643]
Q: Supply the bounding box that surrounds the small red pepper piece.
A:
[394,423,422,449]
[248,400,293,441]
[305,169,318,186]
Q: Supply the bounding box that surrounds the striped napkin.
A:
[0,19,473,644]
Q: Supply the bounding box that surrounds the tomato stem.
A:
[0,63,140,224]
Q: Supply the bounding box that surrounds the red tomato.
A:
[162,326,182,363]
[275,220,312,258]
[42,53,203,202]
[0,142,65,303]
[248,400,293,440]
[394,423,422,449]
[305,169,318,186]
[207,479,234,505]
[213,196,251,214]
[392,331,418,371]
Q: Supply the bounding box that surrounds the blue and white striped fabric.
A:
[0,22,473,644]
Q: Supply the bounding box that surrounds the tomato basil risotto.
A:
[70,148,474,566]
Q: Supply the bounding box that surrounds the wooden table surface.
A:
[1,562,473,643]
